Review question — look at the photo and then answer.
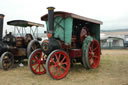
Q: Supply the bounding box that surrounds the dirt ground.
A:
[0,49,128,85]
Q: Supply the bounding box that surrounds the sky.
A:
[1,0,128,33]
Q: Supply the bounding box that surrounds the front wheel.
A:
[0,52,14,70]
[46,50,70,80]
[28,49,47,75]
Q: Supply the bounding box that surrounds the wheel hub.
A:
[0,52,14,70]
[91,52,95,56]
[4,56,8,59]
[56,62,61,67]
[58,62,61,67]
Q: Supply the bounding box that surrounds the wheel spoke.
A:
[56,68,60,76]
[60,65,66,71]
[41,64,46,71]
[35,55,39,60]
[32,62,38,66]
[34,64,39,71]
[32,57,37,61]
[93,47,98,52]
[39,64,40,72]
[41,64,45,69]
[59,67,63,75]
[58,54,61,61]
[32,57,38,64]
[51,66,56,73]
[49,64,56,68]
[51,58,56,64]
[55,54,59,63]
[62,62,67,65]
[32,45,36,50]
[32,44,36,50]
[61,56,66,63]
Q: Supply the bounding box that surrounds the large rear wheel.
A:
[28,49,47,75]
[46,50,70,80]
[82,39,100,69]
[27,40,41,58]
[85,39,100,69]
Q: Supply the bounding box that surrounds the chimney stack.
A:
[47,7,55,34]
[0,14,5,41]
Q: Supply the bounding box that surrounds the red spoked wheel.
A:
[87,39,100,69]
[28,49,46,75]
[84,39,100,69]
[46,50,70,80]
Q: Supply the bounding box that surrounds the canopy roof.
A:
[7,20,44,27]
[41,11,103,24]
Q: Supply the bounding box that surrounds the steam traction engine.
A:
[0,14,43,70]
[28,7,103,79]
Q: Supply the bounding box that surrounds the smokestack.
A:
[47,7,55,34]
[0,14,5,41]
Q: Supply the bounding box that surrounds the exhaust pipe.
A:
[47,7,55,34]
[0,14,5,41]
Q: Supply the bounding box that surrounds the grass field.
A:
[0,49,128,85]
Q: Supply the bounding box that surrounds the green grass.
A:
[0,49,128,85]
